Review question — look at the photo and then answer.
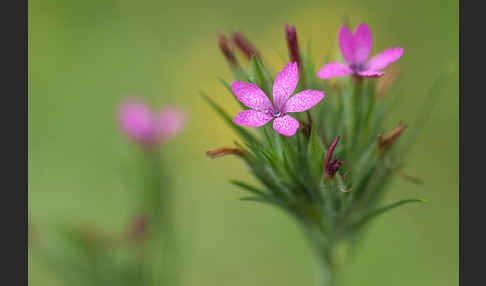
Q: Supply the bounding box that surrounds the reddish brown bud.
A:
[378,122,407,151]
[232,32,260,60]
[324,136,344,179]
[218,32,238,67]
[285,24,302,69]
[206,147,245,159]
[127,213,150,244]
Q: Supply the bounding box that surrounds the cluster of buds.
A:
[207,22,425,286]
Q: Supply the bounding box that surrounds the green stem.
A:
[313,251,336,286]
[139,152,179,286]
[300,220,338,286]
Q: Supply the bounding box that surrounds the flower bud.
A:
[285,24,302,69]
[206,147,245,159]
[324,136,344,179]
[378,122,407,152]
[232,32,260,60]
[218,32,238,67]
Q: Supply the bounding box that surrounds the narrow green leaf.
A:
[401,72,455,156]
[256,59,273,93]
[239,196,290,211]
[201,92,258,144]
[248,56,273,96]
[229,179,266,197]
[249,56,263,88]
[308,126,325,180]
[231,65,249,82]
[218,77,246,109]
[350,199,426,230]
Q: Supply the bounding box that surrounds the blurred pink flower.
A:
[317,23,403,80]
[118,97,186,148]
[232,62,324,136]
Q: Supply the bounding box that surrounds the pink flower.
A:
[232,62,324,136]
[317,23,403,80]
[118,97,186,148]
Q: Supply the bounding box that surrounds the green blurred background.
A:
[28,0,458,285]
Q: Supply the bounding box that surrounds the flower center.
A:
[272,110,282,118]
[257,107,284,118]
[350,62,365,72]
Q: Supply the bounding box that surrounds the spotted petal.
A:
[272,115,299,136]
[284,90,324,113]
[317,62,353,79]
[353,23,373,63]
[273,62,299,110]
[366,47,403,71]
[233,110,272,127]
[231,81,272,109]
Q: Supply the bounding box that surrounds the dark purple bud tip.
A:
[232,32,260,60]
[218,32,238,67]
[285,24,301,69]
[324,136,344,179]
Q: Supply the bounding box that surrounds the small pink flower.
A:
[232,62,324,136]
[317,23,403,80]
[118,97,186,148]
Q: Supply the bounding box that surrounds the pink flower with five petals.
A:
[317,23,403,80]
[232,62,324,136]
[118,97,186,148]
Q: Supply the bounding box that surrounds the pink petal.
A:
[272,115,299,136]
[155,106,186,142]
[231,81,272,110]
[358,70,385,77]
[273,62,299,110]
[338,25,355,63]
[118,98,155,143]
[233,110,272,127]
[353,23,372,63]
[366,47,403,71]
[284,90,325,113]
[317,62,353,79]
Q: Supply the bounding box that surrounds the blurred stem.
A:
[139,151,179,286]
[301,219,338,286]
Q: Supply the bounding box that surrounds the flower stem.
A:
[300,220,338,286]
[313,251,336,286]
